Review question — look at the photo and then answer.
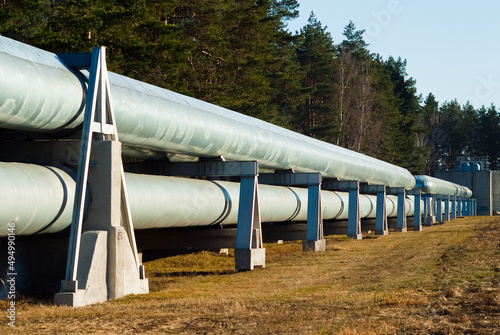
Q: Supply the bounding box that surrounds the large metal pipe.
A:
[414,175,472,198]
[0,37,415,189]
[0,162,419,236]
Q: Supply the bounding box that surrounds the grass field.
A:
[1,216,499,334]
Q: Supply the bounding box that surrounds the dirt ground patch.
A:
[1,216,499,334]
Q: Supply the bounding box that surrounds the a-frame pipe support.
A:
[54,47,148,307]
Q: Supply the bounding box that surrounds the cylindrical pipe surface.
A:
[414,175,472,197]
[0,163,422,236]
[0,37,415,189]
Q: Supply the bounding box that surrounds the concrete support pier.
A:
[55,142,148,307]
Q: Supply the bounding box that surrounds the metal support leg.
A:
[436,195,442,222]
[408,189,422,231]
[451,196,457,219]
[375,187,388,235]
[323,180,361,239]
[388,187,407,233]
[235,175,265,270]
[169,160,264,270]
[444,195,450,221]
[457,197,462,216]
[423,195,434,226]
[347,183,361,239]
[260,172,325,251]
[304,182,325,251]
[361,184,387,236]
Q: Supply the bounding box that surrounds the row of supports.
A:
[422,194,477,225]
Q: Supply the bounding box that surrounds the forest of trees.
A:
[1,0,499,173]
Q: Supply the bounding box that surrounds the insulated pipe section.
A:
[414,175,472,198]
[0,37,415,189]
[0,163,77,235]
[0,163,423,236]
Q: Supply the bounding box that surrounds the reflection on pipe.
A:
[0,37,415,189]
[0,163,422,236]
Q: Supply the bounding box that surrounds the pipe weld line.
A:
[284,187,301,222]
[208,181,232,226]
[32,166,69,235]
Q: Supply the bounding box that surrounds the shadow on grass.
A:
[149,270,238,277]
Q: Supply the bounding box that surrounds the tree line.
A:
[1,0,499,173]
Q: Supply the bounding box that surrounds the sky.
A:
[286,0,500,109]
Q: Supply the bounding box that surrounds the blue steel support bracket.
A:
[444,195,450,221]
[387,187,407,232]
[451,196,457,219]
[457,197,463,216]
[169,160,258,178]
[436,194,443,222]
[235,175,261,249]
[360,184,387,236]
[408,189,422,231]
[421,194,434,226]
[324,180,362,240]
[260,172,324,251]
[170,160,263,270]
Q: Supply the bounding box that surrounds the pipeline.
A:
[0,162,418,236]
[0,36,415,189]
[414,175,472,198]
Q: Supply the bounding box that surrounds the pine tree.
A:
[478,104,500,169]
[384,56,423,173]
[421,93,440,173]
[0,0,51,42]
[173,0,300,123]
[294,13,337,140]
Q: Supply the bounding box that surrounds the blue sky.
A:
[286,0,500,109]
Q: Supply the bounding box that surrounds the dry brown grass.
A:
[1,216,499,334]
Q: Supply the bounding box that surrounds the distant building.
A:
[435,156,499,216]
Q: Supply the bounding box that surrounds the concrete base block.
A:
[235,248,265,270]
[108,226,149,299]
[375,230,389,236]
[347,234,363,240]
[54,290,89,308]
[395,227,408,233]
[302,239,326,252]
[413,225,423,232]
[55,231,108,307]
[424,215,435,226]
